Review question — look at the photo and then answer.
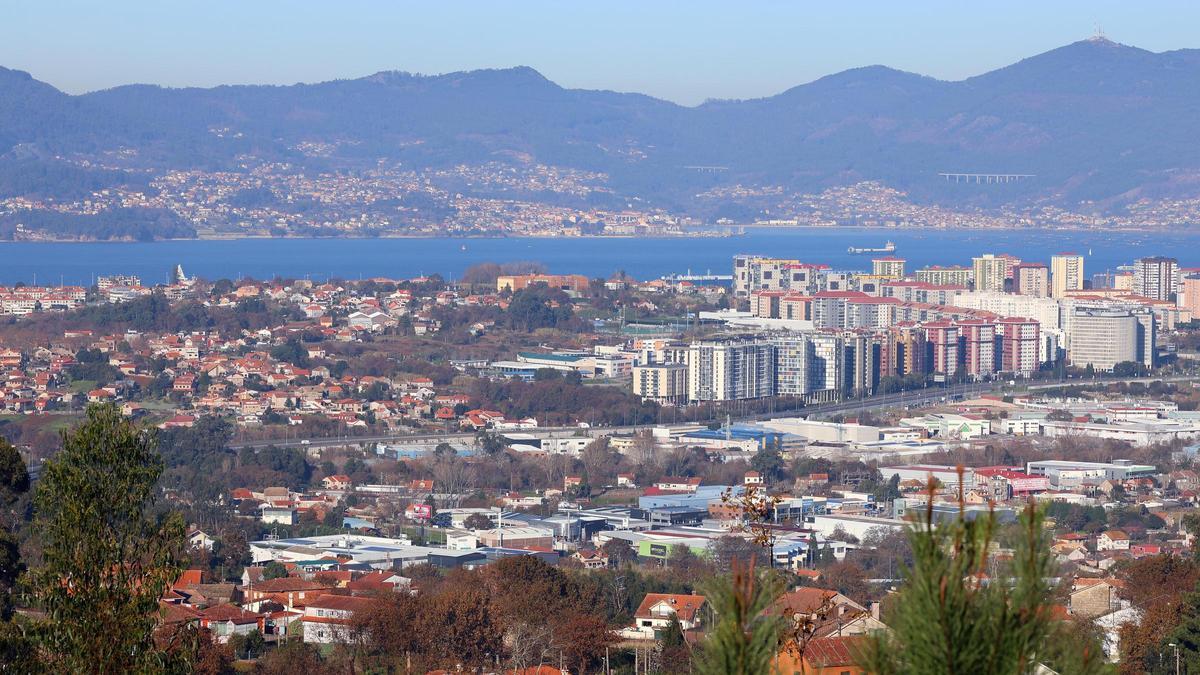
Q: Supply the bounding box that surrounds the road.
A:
[227,372,1199,452]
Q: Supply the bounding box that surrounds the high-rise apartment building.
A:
[923,321,960,376]
[1012,263,1050,297]
[1133,257,1179,301]
[771,333,845,398]
[1050,253,1084,298]
[686,336,775,401]
[733,256,829,298]
[884,323,926,377]
[1181,274,1200,320]
[972,254,1018,293]
[997,317,1040,376]
[871,256,906,279]
[632,364,689,405]
[957,319,997,377]
[916,266,972,287]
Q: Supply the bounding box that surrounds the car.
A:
[300,439,310,445]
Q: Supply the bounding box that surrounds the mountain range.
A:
[4,37,1200,211]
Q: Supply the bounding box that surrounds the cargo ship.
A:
[847,241,896,254]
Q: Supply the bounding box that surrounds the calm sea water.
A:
[0,228,1193,285]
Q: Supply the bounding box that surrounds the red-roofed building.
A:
[620,593,709,639]
[197,604,264,643]
[301,594,379,644]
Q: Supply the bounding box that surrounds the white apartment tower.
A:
[1133,257,1179,301]
[686,337,776,401]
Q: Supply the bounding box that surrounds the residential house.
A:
[776,635,868,675]
[243,577,335,611]
[1069,578,1124,619]
[197,604,264,643]
[1097,530,1131,552]
[620,593,708,639]
[301,595,378,644]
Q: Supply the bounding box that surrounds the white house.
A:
[260,505,297,525]
[301,595,377,644]
[1097,530,1131,551]
[619,593,708,640]
[187,528,216,551]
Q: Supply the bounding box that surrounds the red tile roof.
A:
[633,593,707,624]
[802,636,867,668]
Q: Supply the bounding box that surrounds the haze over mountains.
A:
[3,37,1200,211]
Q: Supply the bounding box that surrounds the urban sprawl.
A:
[4,245,1200,671]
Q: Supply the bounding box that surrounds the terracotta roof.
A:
[249,577,333,593]
[198,604,261,625]
[768,588,843,616]
[633,593,707,624]
[305,594,377,613]
[173,569,204,589]
[802,636,867,668]
[158,601,201,625]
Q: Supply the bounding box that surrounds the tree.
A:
[660,614,691,672]
[750,446,784,483]
[0,439,29,507]
[694,558,786,675]
[424,583,503,667]
[0,439,29,621]
[463,513,493,530]
[859,504,1109,674]
[555,610,617,673]
[29,404,186,673]
[228,629,266,659]
[263,561,289,580]
[602,538,637,566]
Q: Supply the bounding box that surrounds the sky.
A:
[3,0,1199,105]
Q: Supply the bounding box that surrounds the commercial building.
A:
[632,363,689,405]
[1066,305,1154,370]
[1039,420,1200,446]
[1026,460,1156,487]
[1051,253,1085,298]
[1066,307,1136,371]
[1133,256,1179,301]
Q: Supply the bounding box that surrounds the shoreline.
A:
[0,223,1185,244]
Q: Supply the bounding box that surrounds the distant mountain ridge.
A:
[4,38,1200,210]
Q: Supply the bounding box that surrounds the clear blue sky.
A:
[4,0,1198,105]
